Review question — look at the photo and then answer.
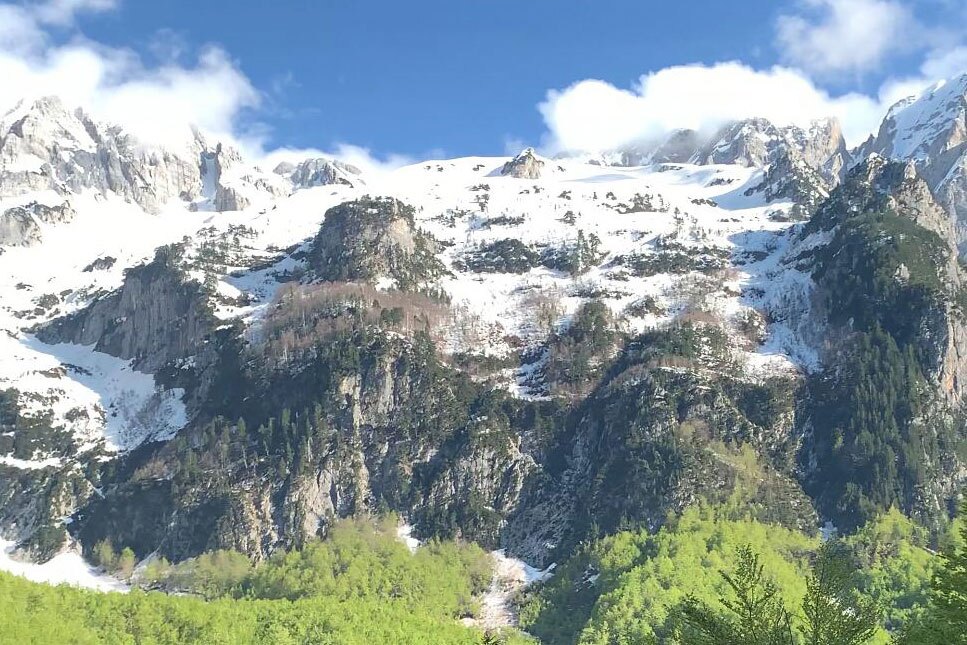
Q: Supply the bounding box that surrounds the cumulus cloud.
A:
[538,0,967,157]
[0,0,260,152]
[538,62,902,153]
[776,0,915,76]
[0,0,415,173]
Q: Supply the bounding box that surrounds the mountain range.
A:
[0,73,965,578]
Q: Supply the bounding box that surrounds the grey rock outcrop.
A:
[73,329,537,562]
[500,147,545,179]
[744,148,830,217]
[0,208,41,247]
[648,128,703,164]
[0,97,204,212]
[691,117,849,183]
[806,156,967,402]
[309,196,446,290]
[0,201,75,247]
[692,118,782,167]
[276,158,362,189]
[38,244,215,374]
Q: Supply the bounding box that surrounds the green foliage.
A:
[679,541,880,645]
[519,506,816,644]
[679,545,795,645]
[0,572,503,644]
[541,230,605,275]
[0,515,525,644]
[458,238,542,274]
[0,388,77,461]
[520,506,939,645]
[804,326,958,530]
[544,300,619,395]
[803,179,966,529]
[812,209,948,350]
[239,516,492,615]
[614,243,729,277]
[843,509,935,633]
[163,549,253,599]
[92,539,116,572]
[899,501,967,644]
[116,547,136,580]
[800,542,879,645]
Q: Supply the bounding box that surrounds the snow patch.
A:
[0,539,128,593]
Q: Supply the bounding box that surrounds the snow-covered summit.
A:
[0,96,289,218]
[275,157,363,189]
[856,73,967,243]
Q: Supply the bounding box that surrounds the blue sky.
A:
[79,1,788,156]
[2,0,966,162]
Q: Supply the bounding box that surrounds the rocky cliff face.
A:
[803,156,967,400]
[689,117,848,184]
[74,328,538,562]
[791,157,967,530]
[0,97,204,213]
[38,245,214,372]
[0,97,284,216]
[3,77,967,573]
[506,323,814,566]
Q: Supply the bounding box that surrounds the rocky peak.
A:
[37,243,217,376]
[0,94,286,215]
[744,147,829,218]
[0,201,75,247]
[275,157,363,189]
[648,128,701,164]
[874,75,967,162]
[309,196,446,290]
[690,117,848,180]
[0,96,207,212]
[0,96,97,157]
[500,147,545,179]
[197,143,252,212]
[691,118,783,167]
[784,118,850,185]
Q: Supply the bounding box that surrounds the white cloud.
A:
[0,0,415,172]
[0,5,47,53]
[32,0,118,26]
[0,1,259,152]
[538,62,898,153]
[258,144,413,178]
[920,46,967,80]
[776,0,915,76]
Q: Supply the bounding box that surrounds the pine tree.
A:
[679,545,795,645]
[800,542,879,645]
[903,502,967,643]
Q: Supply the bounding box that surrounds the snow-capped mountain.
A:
[858,73,967,245]
[0,75,965,571]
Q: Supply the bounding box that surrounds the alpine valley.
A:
[2,73,967,644]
